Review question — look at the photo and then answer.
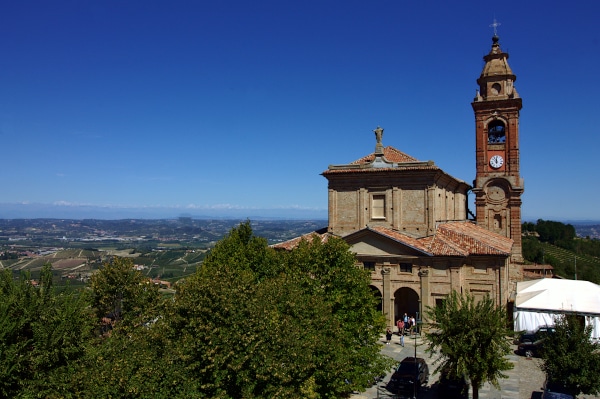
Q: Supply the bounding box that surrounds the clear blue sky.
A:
[1,1,598,221]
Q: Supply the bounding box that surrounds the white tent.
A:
[513,278,600,340]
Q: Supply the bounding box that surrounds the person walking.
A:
[385,327,392,345]
[397,319,405,346]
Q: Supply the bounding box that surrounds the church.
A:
[274,34,524,328]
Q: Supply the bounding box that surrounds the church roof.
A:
[368,222,513,257]
[322,127,468,188]
[272,221,513,257]
[322,145,441,176]
[351,146,419,164]
[434,222,514,256]
[271,227,331,251]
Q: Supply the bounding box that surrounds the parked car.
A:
[542,377,574,399]
[438,367,469,398]
[517,325,556,357]
[388,356,429,396]
[517,338,546,357]
[519,325,556,344]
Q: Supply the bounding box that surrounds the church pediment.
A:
[343,228,430,257]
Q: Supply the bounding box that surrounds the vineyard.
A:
[0,246,206,286]
[535,241,600,283]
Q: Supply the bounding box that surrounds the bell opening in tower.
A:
[488,120,506,144]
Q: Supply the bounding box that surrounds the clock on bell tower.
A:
[472,33,524,262]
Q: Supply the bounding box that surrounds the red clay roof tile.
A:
[351,146,420,164]
[363,222,512,257]
[272,222,512,257]
[271,228,331,250]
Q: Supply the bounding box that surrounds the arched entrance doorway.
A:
[394,287,419,323]
[370,285,382,313]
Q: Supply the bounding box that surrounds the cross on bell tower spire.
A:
[489,18,501,38]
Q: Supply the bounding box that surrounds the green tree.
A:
[522,236,545,264]
[0,264,94,398]
[77,223,392,398]
[540,314,600,397]
[77,257,178,398]
[157,222,392,398]
[424,291,513,399]
[283,235,392,395]
[522,221,535,233]
[89,256,161,328]
[160,263,334,398]
[75,319,185,399]
[535,219,576,244]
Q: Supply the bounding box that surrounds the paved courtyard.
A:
[350,333,600,399]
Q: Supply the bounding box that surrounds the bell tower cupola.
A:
[472,32,524,262]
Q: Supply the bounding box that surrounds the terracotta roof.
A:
[350,146,419,164]
[369,221,513,257]
[370,226,432,254]
[321,145,465,183]
[271,227,331,250]
[322,165,440,175]
[275,222,513,257]
[427,233,471,256]
[523,264,554,271]
[435,222,513,255]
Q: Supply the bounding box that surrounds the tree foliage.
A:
[76,221,392,398]
[283,234,392,394]
[524,219,576,245]
[424,291,513,399]
[540,314,600,397]
[0,264,94,398]
[75,320,184,398]
[89,256,161,328]
[154,222,392,398]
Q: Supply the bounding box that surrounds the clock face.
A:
[490,155,504,169]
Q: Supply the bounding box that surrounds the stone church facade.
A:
[274,35,523,328]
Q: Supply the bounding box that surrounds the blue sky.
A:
[1,1,599,221]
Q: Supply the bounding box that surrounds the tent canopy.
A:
[514,278,600,339]
[515,278,600,316]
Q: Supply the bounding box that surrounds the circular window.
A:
[491,83,501,95]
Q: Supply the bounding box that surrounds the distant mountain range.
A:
[1,203,598,234]
[0,202,328,220]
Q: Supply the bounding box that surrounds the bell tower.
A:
[472,33,524,262]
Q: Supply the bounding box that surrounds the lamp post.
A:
[413,268,425,399]
[413,330,418,399]
[417,268,424,328]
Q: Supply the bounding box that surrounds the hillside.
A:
[538,241,600,282]
[523,219,600,283]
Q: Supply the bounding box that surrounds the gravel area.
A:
[517,355,546,398]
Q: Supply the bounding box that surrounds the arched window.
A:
[488,120,506,143]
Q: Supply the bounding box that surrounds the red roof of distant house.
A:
[523,264,554,270]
